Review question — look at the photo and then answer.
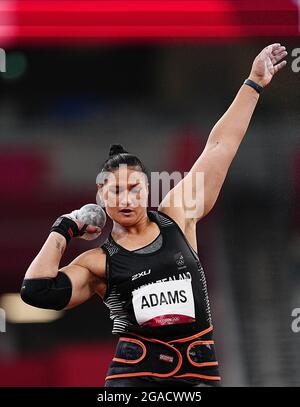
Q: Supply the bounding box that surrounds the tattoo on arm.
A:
[55,239,65,254]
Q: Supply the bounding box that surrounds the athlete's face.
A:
[98,166,149,225]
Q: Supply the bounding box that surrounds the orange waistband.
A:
[125,324,214,345]
[105,325,221,382]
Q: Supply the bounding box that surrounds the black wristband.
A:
[243,78,263,94]
[50,216,83,244]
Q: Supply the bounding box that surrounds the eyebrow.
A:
[109,183,140,190]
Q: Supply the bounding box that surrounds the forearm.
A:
[24,232,67,279]
[206,83,259,154]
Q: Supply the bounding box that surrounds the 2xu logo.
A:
[0,49,6,73]
[0,308,6,333]
[132,269,151,281]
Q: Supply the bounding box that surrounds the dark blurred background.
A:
[0,0,300,386]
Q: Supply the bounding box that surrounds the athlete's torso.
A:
[101,210,213,341]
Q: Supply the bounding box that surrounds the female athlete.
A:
[21,43,287,387]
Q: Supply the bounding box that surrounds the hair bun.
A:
[109,144,128,157]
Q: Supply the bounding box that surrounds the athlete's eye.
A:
[131,186,141,193]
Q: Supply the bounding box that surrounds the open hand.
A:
[249,43,287,88]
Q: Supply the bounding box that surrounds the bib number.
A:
[132,279,195,327]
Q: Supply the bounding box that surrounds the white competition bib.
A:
[132,279,195,327]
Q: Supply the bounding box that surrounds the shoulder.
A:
[157,205,192,233]
[157,207,198,252]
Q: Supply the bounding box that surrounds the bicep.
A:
[189,143,233,217]
[59,260,96,310]
[160,143,232,222]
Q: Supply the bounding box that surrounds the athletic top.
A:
[102,210,214,341]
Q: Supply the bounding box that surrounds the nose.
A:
[119,190,133,207]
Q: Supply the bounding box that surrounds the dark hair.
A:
[98,144,149,184]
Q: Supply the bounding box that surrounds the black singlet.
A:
[102,210,214,342]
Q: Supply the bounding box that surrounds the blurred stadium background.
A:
[0,0,300,386]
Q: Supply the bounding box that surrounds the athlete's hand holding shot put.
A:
[21,43,287,387]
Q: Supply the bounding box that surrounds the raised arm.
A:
[159,43,287,228]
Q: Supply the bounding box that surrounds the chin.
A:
[107,206,147,225]
[115,212,138,226]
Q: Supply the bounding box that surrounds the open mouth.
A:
[120,208,134,214]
